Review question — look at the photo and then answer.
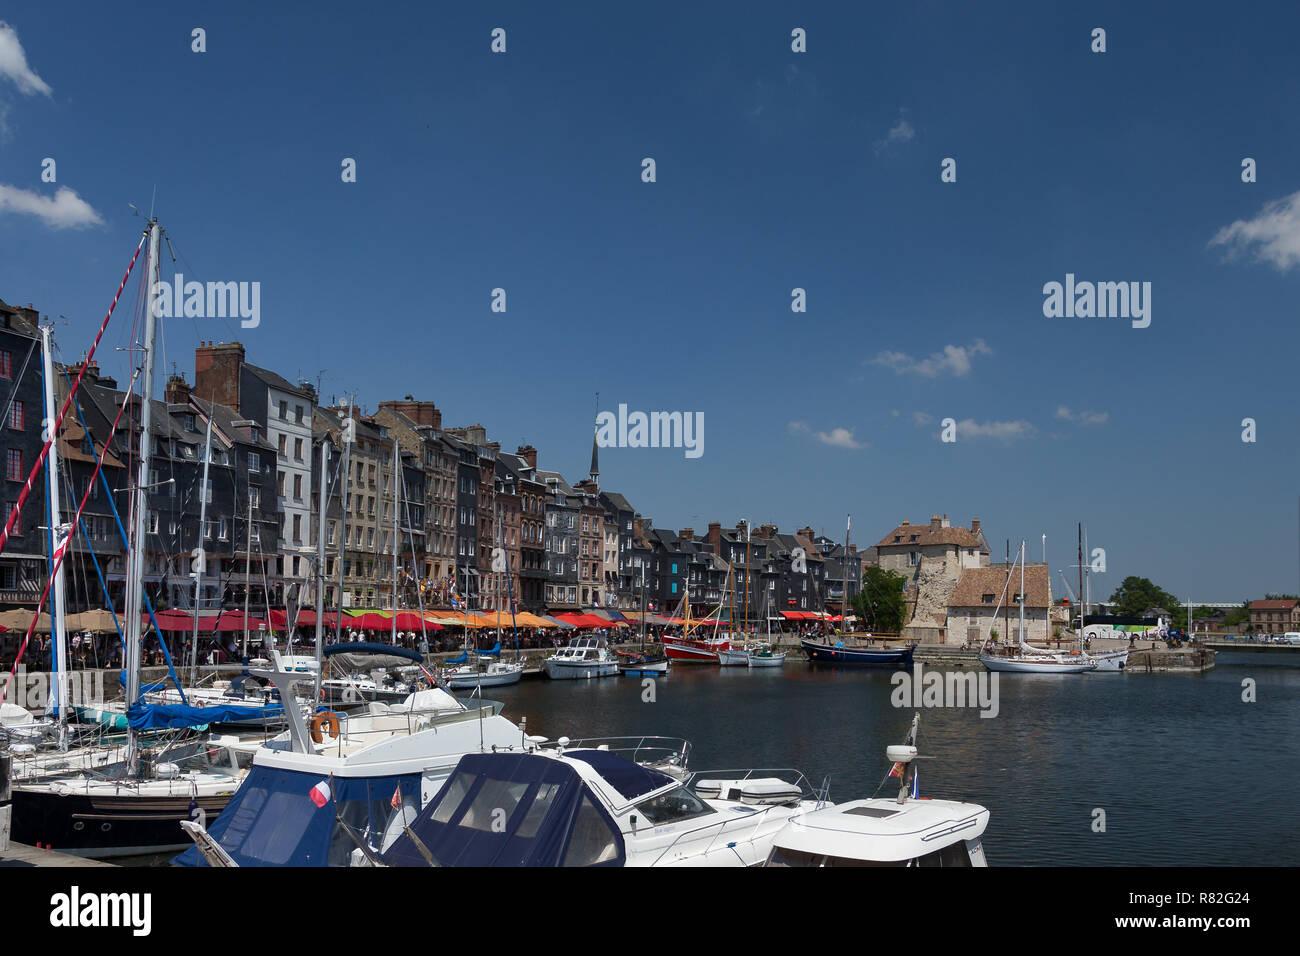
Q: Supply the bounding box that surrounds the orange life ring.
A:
[310,711,341,743]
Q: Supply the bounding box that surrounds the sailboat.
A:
[9,219,257,857]
[718,588,787,667]
[662,581,730,663]
[446,523,523,689]
[979,540,1096,674]
[618,566,668,675]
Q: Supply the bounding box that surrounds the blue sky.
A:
[2,2,1299,600]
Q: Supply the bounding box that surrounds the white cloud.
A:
[1209,191,1300,272]
[952,419,1035,442]
[912,411,934,426]
[872,339,992,378]
[788,421,866,449]
[874,108,915,154]
[0,184,103,229]
[0,22,51,96]
[1055,406,1108,425]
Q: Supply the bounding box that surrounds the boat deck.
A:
[0,842,117,867]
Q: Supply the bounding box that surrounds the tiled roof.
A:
[1249,599,1299,610]
[877,519,986,550]
[949,564,1050,609]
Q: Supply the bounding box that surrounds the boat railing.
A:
[543,735,691,771]
[683,766,816,798]
[648,767,817,866]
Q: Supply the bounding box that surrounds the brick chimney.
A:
[971,518,981,535]
[164,373,192,405]
[378,399,442,430]
[678,528,694,542]
[707,521,721,552]
[194,341,245,409]
[633,514,644,541]
[517,444,538,469]
[69,358,100,383]
[758,524,778,538]
[930,514,942,531]
[797,526,815,541]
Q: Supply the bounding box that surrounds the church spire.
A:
[589,393,600,488]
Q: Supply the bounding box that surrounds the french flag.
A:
[309,780,331,808]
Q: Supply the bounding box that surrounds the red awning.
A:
[146,610,266,632]
[267,609,345,629]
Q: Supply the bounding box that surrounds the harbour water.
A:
[464,652,1300,866]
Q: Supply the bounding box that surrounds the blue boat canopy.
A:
[478,641,501,657]
[173,766,422,867]
[380,752,626,867]
[564,749,674,801]
[127,701,283,730]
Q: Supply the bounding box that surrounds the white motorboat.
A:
[543,636,618,679]
[377,739,824,867]
[173,651,530,866]
[765,713,989,867]
[445,659,525,689]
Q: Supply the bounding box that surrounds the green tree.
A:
[851,566,909,633]
[1223,602,1250,628]
[1108,576,1181,618]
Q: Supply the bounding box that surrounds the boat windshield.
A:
[634,785,712,826]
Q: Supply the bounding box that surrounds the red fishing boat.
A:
[662,583,729,663]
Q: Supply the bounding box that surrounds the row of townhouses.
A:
[4,303,1062,643]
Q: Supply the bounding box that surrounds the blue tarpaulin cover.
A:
[563,750,674,801]
[173,766,422,866]
[126,701,283,730]
[380,752,626,867]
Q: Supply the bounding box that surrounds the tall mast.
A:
[313,437,329,701]
[39,325,70,749]
[844,514,851,623]
[1078,522,1084,635]
[125,219,162,771]
[1018,540,1026,646]
[242,487,251,659]
[743,520,751,634]
[1083,525,1091,621]
[189,411,213,685]
[334,399,353,644]
[390,436,399,644]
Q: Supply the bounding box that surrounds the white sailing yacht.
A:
[979,541,1095,674]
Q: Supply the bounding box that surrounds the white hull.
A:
[543,660,618,680]
[747,653,787,668]
[980,654,1095,674]
[446,665,524,689]
[1087,650,1129,672]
